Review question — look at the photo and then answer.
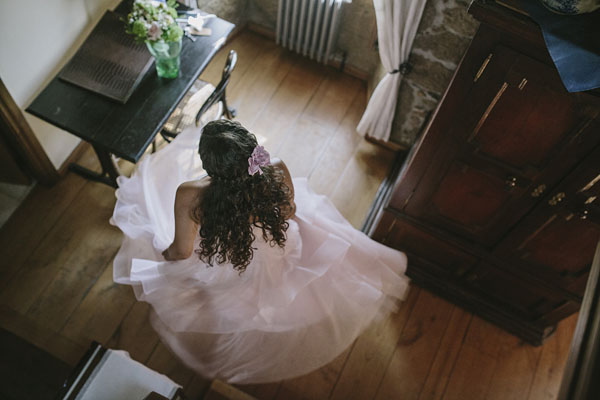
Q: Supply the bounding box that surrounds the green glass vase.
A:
[146,38,182,79]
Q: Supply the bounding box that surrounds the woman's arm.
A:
[272,158,296,218]
[162,182,202,261]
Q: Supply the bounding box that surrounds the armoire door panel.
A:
[473,80,580,171]
[429,162,512,229]
[494,148,600,292]
[403,38,600,246]
[451,44,523,144]
[512,213,600,279]
[465,47,599,175]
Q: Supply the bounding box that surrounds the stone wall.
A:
[388,0,479,146]
[246,0,277,30]
[197,0,248,27]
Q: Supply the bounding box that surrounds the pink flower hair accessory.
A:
[248,145,270,176]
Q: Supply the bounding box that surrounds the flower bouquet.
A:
[125,0,184,78]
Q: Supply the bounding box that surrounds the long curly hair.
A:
[195,120,292,273]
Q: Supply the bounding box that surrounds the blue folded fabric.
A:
[520,1,600,92]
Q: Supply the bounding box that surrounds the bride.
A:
[111,119,410,383]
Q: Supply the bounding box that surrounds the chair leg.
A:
[160,131,173,143]
[222,96,236,119]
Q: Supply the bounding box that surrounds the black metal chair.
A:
[159,49,237,143]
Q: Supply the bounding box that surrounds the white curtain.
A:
[357,0,427,142]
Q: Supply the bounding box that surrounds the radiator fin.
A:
[276,0,344,64]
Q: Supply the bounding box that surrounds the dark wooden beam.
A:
[0,78,59,186]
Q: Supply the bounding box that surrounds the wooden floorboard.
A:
[105,301,160,363]
[527,313,578,400]
[0,148,98,294]
[442,317,505,400]
[374,290,456,400]
[275,349,351,400]
[418,307,472,400]
[307,93,365,197]
[61,256,136,347]
[0,29,577,400]
[329,287,422,400]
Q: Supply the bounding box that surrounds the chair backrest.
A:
[195,50,237,125]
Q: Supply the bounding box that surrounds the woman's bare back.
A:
[162,159,295,261]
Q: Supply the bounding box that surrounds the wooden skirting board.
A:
[246,23,370,82]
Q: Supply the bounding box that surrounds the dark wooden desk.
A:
[26,5,234,187]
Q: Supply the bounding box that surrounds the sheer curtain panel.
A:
[357,0,427,142]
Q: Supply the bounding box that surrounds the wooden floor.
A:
[0,30,576,400]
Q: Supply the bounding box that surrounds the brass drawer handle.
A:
[585,196,597,205]
[548,192,566,206]
[505,176,517,189]
[531,184,546,197]
[518,78,528,90]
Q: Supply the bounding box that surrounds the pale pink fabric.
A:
[111,126,410,384]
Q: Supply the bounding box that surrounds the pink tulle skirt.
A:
[111,126,410,383]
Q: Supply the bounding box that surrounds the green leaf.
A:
[165,24,183,42]
[132,19,148,38]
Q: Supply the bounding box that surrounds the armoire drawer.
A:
[462,262,571,321]
[371,210,478,279]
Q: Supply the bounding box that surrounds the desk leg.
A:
[68,145,120,188]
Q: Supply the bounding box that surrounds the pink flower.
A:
[148,22,162,40]
[248,145,270,176]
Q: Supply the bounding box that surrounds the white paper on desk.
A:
[189,27,212,36]
[188,15,213,36]
[188,15,204,30]
[75,350,180,400]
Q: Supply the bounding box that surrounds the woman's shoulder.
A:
[271,157,283,169]
[271,158,291,177]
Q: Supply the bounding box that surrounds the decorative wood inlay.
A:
[474,53,493,82]
[580,174,600,193]
[468,82,508,142]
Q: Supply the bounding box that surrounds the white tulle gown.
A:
[111,125,410,384]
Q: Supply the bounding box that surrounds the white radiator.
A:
[276,0,345,64]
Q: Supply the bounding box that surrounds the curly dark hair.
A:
[194,119,292,273]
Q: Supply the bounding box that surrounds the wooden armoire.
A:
[365,0,600,345]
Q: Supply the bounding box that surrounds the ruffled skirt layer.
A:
[111,126,410,383]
